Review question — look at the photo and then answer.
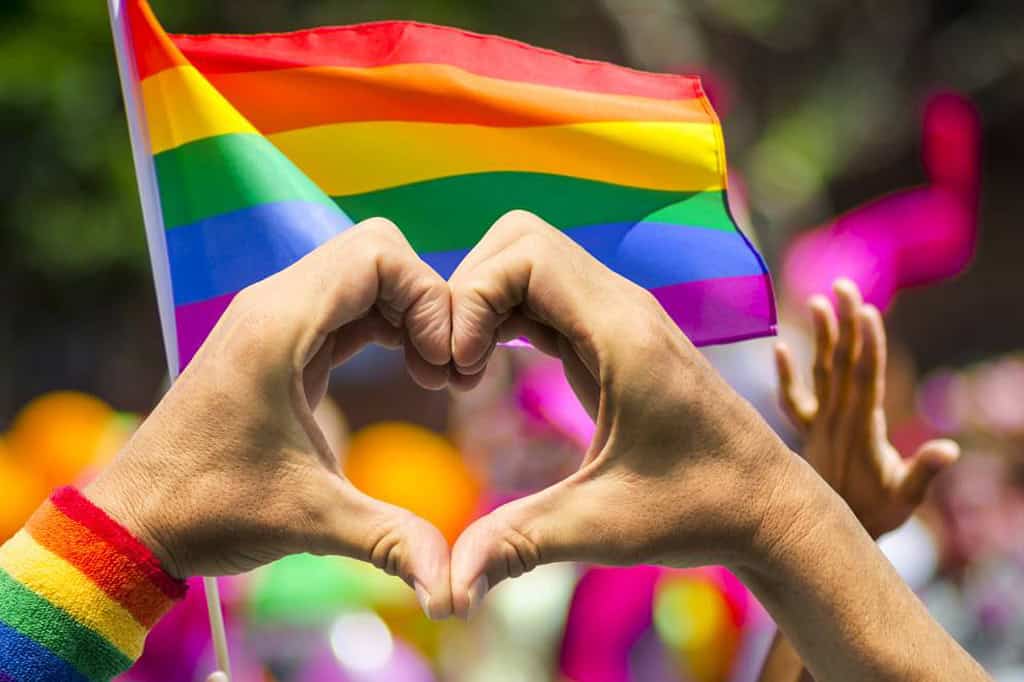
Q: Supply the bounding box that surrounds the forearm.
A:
[0,487,185,682]
[738,456,989,682]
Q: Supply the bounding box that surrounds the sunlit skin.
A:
[86,218,457,618]
[444,216,987,680]
[759,278,960,682]
[76,214,989,682]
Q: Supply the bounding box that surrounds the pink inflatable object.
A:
[783,92,980,311]
[559,566,664,682]
[119,578,263,682]
[517,359,595,451]
[558,565,761,682]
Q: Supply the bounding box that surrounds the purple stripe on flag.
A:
[175,273,775,370]
[174,292,236,369]
[652,273,777,346]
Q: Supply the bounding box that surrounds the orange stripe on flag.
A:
[202,63,711,133]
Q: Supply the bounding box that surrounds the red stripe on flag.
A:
[128,0,189,80]
[171,21,701,100]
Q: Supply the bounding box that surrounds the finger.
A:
[303,314,403,409]
[205,672,228,682]
[447,311,561,392]
[315,479,454,620]
[851,304,886,427]
[774,342,814,431]
[497,311,563,357]
[809,295,838,408]
[449,211,619,377]
[452,318,506,379]
[278,218,452,372]
[403,329,451,390]
[898,439,960,507]
[330,313,403,366]
[827,279,863,413]
[450,480,591,618]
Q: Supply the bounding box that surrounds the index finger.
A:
[265,217,453,370]
[447,211,631,374]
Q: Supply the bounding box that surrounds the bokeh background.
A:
[2,1,1023,681]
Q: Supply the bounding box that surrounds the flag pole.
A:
[106,0,230,678]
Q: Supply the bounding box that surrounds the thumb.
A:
[899,439,960,506]
[319,482,453,620]
[450,481,591,619]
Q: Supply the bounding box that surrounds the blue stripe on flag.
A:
[421,221,767,284]
[166,202,766,305]
[166,201,354,306]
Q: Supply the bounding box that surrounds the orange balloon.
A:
[0,440,49,542]
[344,422,481,545]
[6,391,119,487]
[654,576,740,682]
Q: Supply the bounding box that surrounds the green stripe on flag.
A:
[154,133,336,230]
[336,173,735,254]
[153,132,736,254]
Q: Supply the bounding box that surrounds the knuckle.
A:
[516,231,551,258]
[499,527,541,579]
[227,284,258,313]
[492,209,549,238]
[358,216,405,244]
[366,525,404,577]
[631,283,664,313]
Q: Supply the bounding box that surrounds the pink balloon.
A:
[783,92,980,311]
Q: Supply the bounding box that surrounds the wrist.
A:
[734,449,846,579]
[84,451,185,580]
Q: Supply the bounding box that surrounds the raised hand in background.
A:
[773,278,959,539]
[759,279,960,682]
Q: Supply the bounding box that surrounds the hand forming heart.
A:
[86,212,801,621]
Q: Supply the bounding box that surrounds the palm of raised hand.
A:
[775,280,959,539]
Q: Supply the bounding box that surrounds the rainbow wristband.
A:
[0,487,186,682]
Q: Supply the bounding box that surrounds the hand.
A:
[85,219,455,618]
[773,279,959,539]
[445,211,800,616]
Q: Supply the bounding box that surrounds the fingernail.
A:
[466,575,489,620]
[414,581,433,619]
[207,672,229,682]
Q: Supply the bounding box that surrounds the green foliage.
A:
[0,0,490,282]
[1,1,147,279]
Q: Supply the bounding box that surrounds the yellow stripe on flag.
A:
[142,65,257,155]
[0,530,147,659]
[269,120,724,196]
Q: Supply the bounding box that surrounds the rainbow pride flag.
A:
[111,0,775,372]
